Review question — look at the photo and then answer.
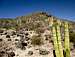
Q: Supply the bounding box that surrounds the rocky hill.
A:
[0,12,75,57]
[0,12,75,30]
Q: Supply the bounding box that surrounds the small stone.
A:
[0,39,3,42]
[21,46,26,50]
[16,42,26,50]
[45,37,48,40]
[8,39,11,41]
[25,33,29,36]
[25,37,30,41]
[5,32,7,35]
[27,45,32,48]
[49,39,53,43]
[17,34,20,37]
[22,42,27,46]
[39,49,49,55]
[6,35,10,38]
[21,35,24,38]
[0,51,8,57]
[12,31,16,35]
[15,39,19,41]
[6,48,11,51]
[0,30,4,33]
[28,51,33,55]
[8,52,15,57]
[0,51,5,54]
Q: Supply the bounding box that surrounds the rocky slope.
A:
[0,12,75,57]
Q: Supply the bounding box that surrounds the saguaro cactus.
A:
[64,22,70,57]
[56,20,64,57]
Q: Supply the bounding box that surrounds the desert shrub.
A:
[31,35,43,46]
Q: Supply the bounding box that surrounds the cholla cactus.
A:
[64,22,70,57]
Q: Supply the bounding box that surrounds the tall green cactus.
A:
[52,26,60,57]
[49,16,70,57]
[64,22,70,57]
[56,20,64,57]
[49,17,60,57]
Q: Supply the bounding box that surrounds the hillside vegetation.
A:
[0,12,75,57]
[0,12,75,30]
[0,12,75,43]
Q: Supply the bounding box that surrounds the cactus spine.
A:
[64,22,70,57]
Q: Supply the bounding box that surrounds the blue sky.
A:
[0,0,75,21]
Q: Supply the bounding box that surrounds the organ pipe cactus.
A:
[49,17,60,57]
[56,20,64,57]
[49,16,70,57]
[52,26,60,57]
[64,22,70,57]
